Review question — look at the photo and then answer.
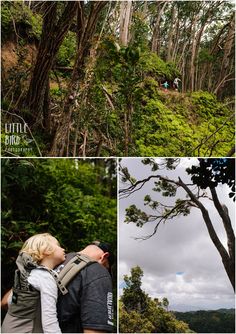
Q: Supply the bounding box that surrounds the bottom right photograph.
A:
[118,158,235,333]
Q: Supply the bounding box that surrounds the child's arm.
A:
[28,269,62,333]
[1,289,12,310]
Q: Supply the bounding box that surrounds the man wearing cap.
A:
[57,241,114,333]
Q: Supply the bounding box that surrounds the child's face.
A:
[50,239,66,265]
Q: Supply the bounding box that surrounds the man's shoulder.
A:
[61,253,110,286]
[63,252,109,275]
[81,261,110,281]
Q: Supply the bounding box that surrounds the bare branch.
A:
[101,85,115,110]
[214,74,235,95]
[131,199,196,240]
[120,174,161,199]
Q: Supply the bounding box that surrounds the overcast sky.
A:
[118,158,235,311]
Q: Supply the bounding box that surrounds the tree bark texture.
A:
[215,14,235,98]
[50,1,108,156]
[166,4,176,61]
[26,1,78,128]
[151,1,168,54]
[119,1,132,46]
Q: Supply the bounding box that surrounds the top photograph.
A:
[1,0,235,158]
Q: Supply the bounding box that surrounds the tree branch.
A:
[178,177,230,261]
[131,199,196,241]
[214,72,235,95]
[119,174,162,199]
[210,187,235,260]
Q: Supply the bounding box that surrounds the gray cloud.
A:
[119,158,235,311]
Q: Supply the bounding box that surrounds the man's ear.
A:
[101,252,109,261]
[100,252,110,267]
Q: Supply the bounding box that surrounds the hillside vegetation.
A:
[174,309,235,333]
[1,1,235,157]
[120,266,193,333]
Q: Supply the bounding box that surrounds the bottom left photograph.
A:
[1,158,117,333]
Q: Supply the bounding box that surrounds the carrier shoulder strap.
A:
[57,253,96,295]
[31,265,67,295]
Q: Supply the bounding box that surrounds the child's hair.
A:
[20,233,59,263]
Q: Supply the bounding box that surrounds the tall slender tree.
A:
[119,1,132,46]
[214,13,235,98]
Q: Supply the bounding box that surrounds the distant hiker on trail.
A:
[1,233,65,333]
[173,77,181,91]
[161,81,169,91]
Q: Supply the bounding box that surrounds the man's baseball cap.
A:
[90,240,115,269]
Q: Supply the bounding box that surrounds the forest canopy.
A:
[1,0,235,157]
[174,309,235,333]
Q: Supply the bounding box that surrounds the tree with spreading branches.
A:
[119,158,235,291]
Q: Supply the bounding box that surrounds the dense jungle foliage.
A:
[119,266,193,333]
[1,1,235,157]
[174,309,235,333]
[1,158,117,303]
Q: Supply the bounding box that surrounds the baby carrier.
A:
[2,252,95,333]
[57,252,96,294]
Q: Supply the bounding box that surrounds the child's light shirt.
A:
[28,269,61,333]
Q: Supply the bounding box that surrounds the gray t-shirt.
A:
[57,254,113,333]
